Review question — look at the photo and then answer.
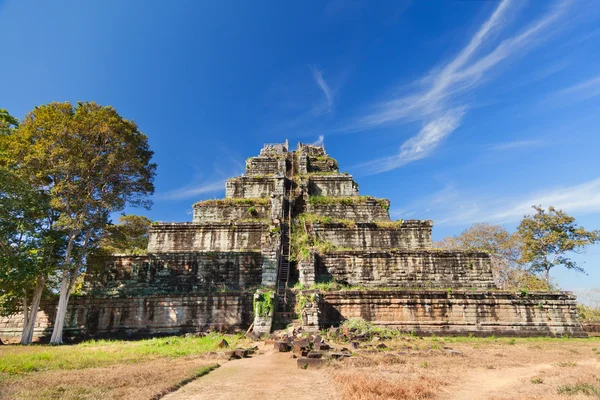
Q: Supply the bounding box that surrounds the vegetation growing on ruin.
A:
[253,290,274,317]
[372,220,404,228]
[308,195,390,211]
[298,212,356,228]
[310,155,338,170]
[193,198,270,207]
[290,213,343,261]
[295,292,318,319]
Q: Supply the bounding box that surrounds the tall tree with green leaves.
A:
[98,214,152,255]
[518,206,600,284]
[0,109,64,344]
[8,102,156,344]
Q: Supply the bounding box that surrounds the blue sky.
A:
[1,0,599,292]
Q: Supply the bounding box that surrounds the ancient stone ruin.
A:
[0,141,587,339]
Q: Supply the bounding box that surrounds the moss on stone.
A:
[193,198,269,207]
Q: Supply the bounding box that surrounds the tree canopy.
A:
[6,101,157,343]
[98,214,152,255]
[518,205,600,283]
[436,208,600,290]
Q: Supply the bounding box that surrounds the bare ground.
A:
[166,337,600,400]
[164,348,337,400]
[3,337,600,399]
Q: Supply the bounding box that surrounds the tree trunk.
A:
[22,295,29,334]
[49,270,72,344]
[50,229,90,345]
[50,232,76,345]
[20,276,45,345]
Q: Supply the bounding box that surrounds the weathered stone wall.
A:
[306,198,390,222]
[147,222,269,253]
[308,175,359,197]
[317,290,587,337]
[245,156,286,176]
[314,250,496,289]
[0,294,253,339]
[313,220,433,250]
[225,177,276,198]
[87,252,267,295]
[192,203,271,222]
[307,156,338,173]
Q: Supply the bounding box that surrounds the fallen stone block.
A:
[327,352,351,359]
[233,348,248,358]
[445,349,463,356]
[307,352,323,359]
[274,340,291,352]
[293,338,309,347]
[315,342,330,351]
[297,357,325,369]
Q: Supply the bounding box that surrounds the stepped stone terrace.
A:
[0,141,587,339]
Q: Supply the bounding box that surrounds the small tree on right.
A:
[518,205,600,284]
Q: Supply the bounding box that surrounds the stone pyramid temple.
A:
[0,141,586,339]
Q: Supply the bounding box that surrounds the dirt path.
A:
[163,350,338,400]
[443,364,550,400]
[443,359,599,400]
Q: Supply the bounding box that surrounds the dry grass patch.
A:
[0,358,218,400]
[333,369,441,400]
[324,335,600,400]
[0,333,246,400]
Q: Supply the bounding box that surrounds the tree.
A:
[435,223,524,289]
[98,214,152,255]
[0,109,64,344]
[518,205,600,284]
[8,102,156,344]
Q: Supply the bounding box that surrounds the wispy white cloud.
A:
[488,177,600,223]
[401,177,600,226]
[357,108,465,174]
[352,0,569,174]
[490,139,544,151]
[557,74,600,100]
[311,66,334,115]
[160,179,225,201]
[311,135,325,146]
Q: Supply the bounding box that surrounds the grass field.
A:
[2,334,600,400]
[0,333,247,400]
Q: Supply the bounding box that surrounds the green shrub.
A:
[254,291,274,317]
[577,304,600,322]
[557,383,599,396]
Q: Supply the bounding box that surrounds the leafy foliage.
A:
[518,206,600,283]
[97,215,152,255]
[253,290,274,317]
[0,110,63,320]
[5,101,157,343]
